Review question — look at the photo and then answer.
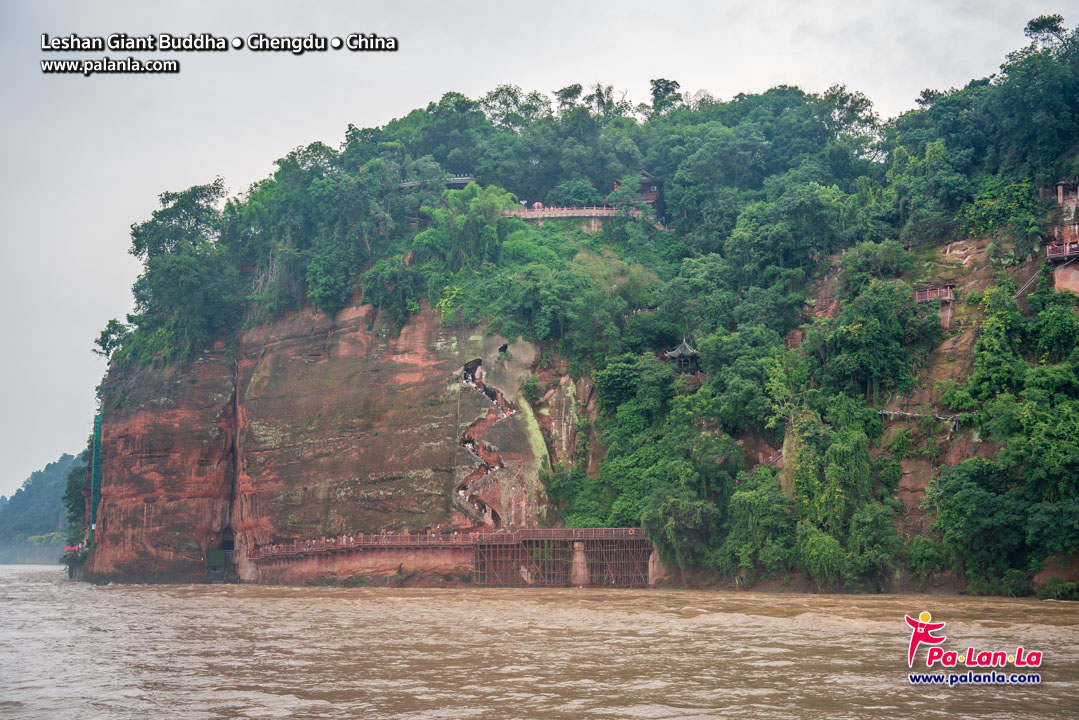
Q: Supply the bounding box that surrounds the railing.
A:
[503,205,626,219]
[914,286,955,303]
[1047,244,1079,259]
[761,450,784,467]
[248,528,648,560]
[398,175,476,188]
[878,408,959,433]
[1048,226,1079,260]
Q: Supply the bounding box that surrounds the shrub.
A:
[522,373,541,405]
[908,535,953,575]
[1036,576,1079,601]
[797,520,846,590]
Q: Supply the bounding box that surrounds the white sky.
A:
[0,0,1066,495]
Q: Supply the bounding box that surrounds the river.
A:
[1,565,1076,718]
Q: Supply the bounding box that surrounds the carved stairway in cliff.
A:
[456,359,516,529]
[247,528,659,588]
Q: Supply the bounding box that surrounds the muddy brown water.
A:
[1,565,1076,719]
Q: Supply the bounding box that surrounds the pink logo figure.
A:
[905,611,946,667]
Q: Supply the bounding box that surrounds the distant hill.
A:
[0,453,82,563]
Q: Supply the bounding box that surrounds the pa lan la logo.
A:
[904,611,1043,669]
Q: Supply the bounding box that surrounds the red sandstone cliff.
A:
[86,306,559,583]
[86,345,235,583]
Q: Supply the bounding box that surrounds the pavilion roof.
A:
[664,339,698,359]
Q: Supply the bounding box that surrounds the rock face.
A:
[1054,262,1079,293]
[86,306,555,583]
[86,347,236,583]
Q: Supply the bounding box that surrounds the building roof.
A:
[664,339,698,359]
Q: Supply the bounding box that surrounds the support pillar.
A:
[648,549,666,588]
[939,303,953,331]
[570,541,589,587]
[1059,184,1065,205]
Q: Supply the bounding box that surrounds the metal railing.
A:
[1047,242,1079,260]
[503,205,626,219]
[248,528,648,560]
[398,175,476,188]
[914,286,955,303]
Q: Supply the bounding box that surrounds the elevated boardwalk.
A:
[399,175,476,189]
[248,528,658,588]
[1047,224,1079,261]
[502,205,665,231]
[915,285,955,303]
[503,205,621,220]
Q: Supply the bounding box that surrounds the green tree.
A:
[93,319,131,360]
[808,279,939,399]
[548,179,603,206]
[641,477,719,575]
[130,178,226,259]
[926,459,1027,573]
[712,468,795,581]
[480,84,551,131]
[649,78,682,115]
[838,240,913,299]
[553,83,583,114]
[594,354,674,422]
[797,520,846,591]
[129,240,240,357]
[412,182,515,271]
[1024,14,1067,48]
[844,501,899,589]
[1034,304,1079,360]
[698,324,782,434]
[305,234,355,315]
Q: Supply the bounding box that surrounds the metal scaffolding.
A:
[90,412,102,539]
[248,528,655,589]
[473,529,652,588]
[473,538,574,588]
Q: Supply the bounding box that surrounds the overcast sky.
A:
[0,0,1066,496]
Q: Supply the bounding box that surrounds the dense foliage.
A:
[94,17,1079,592]
[932,278,1079,594]
[0,453,82,563]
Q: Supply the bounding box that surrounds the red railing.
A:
[518,528,646,541]
[1044,225,1079,262]
[915,286,955,303]
[1048,226,1079,260]
[503,205,626,219]
[1047,243,1079,259]
[247,528,648,560]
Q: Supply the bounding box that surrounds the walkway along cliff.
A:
[83,304,594,585]
[249,528,662,588]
